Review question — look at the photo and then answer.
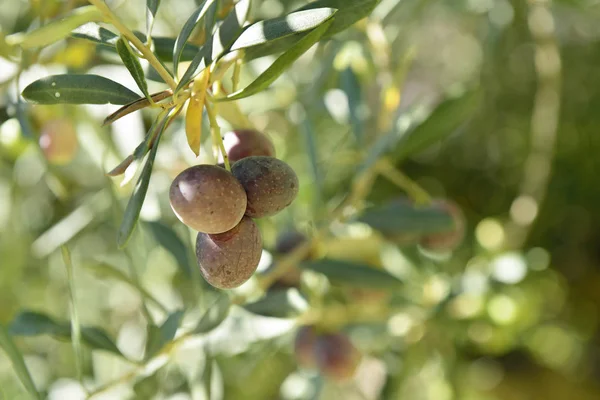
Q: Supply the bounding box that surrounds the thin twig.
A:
[103,89,174,126]
[88,0,177,89]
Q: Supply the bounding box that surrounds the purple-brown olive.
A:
[169,165,247,234]
[196,216,262,289]
[314,333,361,382]
[231,156,299,218]
[222,129,275,163]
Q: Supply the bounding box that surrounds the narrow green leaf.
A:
[389,90,481,163]
[71,22,118,47]
[173,0,214,72]
[230,8,336,52]
[6,5,103,49]
[298,0,379,38]
[242,0,377,60]
[0,324,42,400]
[22,74,140,105]
[340,67,364,145]
[145,310,184,359]
[9,311,122,355]
[219,17,334,101]
[147,0,161,39]
[79,327,122,354]
[9,312,68,336]
[357,200,454,236]
[62,246,84,382]
[300,259,402,288]
[116,37,151,100]
[144,221,192,277]
[193,294,231,334]
[117,111,169,248]
[244,289,308,318]
[72,24,199,62]
[176,0,251,92]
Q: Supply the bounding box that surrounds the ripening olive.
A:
[232,156,299,218]
[222,129,275,163]
[39,119,78,165]
[169,165,247,234]
[196,216,262,289]
[314,333,361,382]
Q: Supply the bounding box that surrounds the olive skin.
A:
[419,200,465,252]
[169,165,247,234]
[196,216,262,289]
[223,129,275,163]
[39,119,78,165]
[232,156,299,218]
[314,333,361,382]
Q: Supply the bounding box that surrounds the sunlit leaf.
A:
[116,37,151,100]
[145,310,184,359]
[144,221,192,277]
[0,324,42,400]
[300,259,402,288]
[230,8,336,51]
[244,288,308,318]
[218,17,334,101]
[117,112,169,248]
[389,90,481,163]
[243,0,377,60]
[298,0,378,38]
[6,6,103,49]
[9,311,121,355]
[173,0,216,72]
[193,294,231,334]
[72,24,200,62]
[357,200,454,236]
[176,0,250,92]
[22,74,140,105]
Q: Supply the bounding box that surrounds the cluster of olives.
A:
[169,129,298,289]
[294,326,361,382]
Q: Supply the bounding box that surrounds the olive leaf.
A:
[0,324,42,400]
[173,0,217,72]
[229,8,336,52]
[117,111,170,248]
[218,16,334,101]
[116,37,152,100]
[9,311,122,355]
[6,5,103,49]
[145,310,184,359]
[300,259,402,289]
[22,74,140,105]
[176,0,250,92]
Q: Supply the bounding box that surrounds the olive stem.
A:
[87,0,177,90]
[205,90,230,171]
[376,158,432,205]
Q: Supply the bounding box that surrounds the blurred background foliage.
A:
[1,0,600,399]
